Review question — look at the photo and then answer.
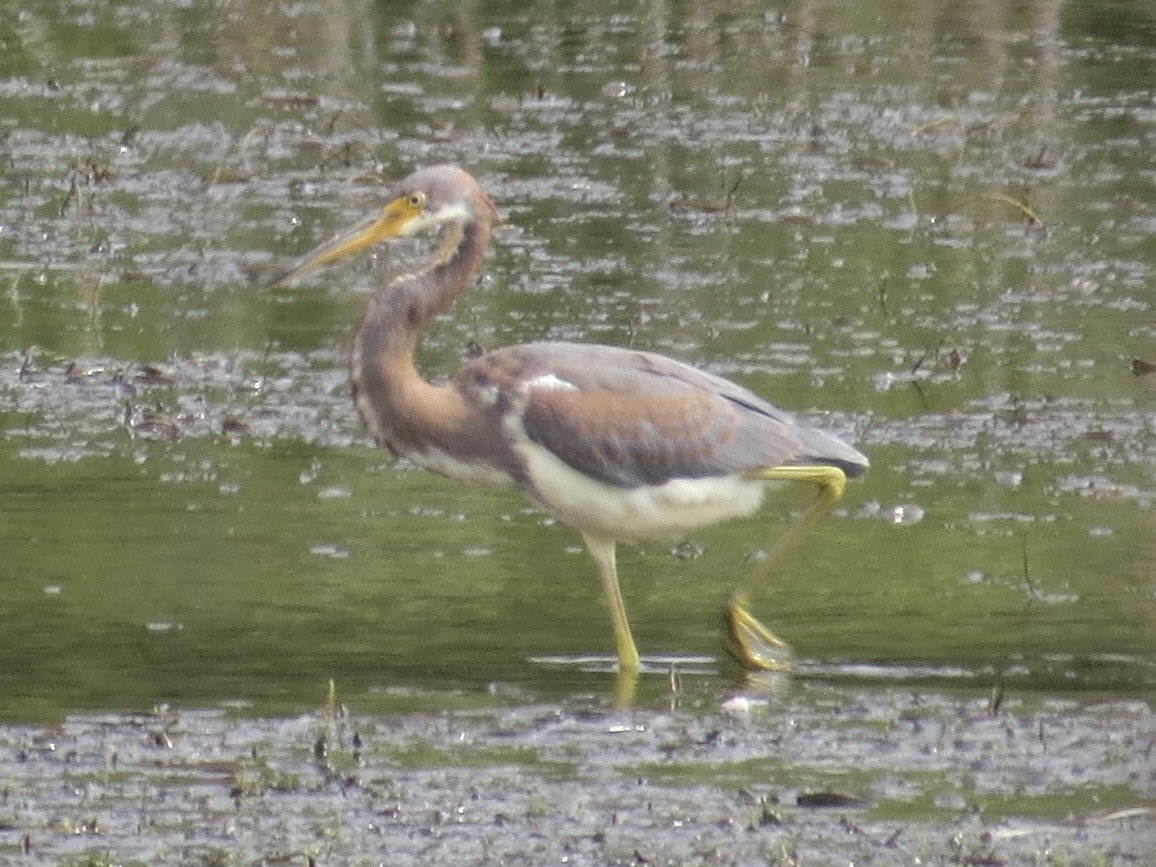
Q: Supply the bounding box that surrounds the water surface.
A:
[1,0,1154,720]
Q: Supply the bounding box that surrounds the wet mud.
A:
[2,683,1152,865]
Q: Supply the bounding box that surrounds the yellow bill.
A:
[266,192,427,287]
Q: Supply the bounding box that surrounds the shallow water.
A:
[1,1,1154,864]
[1,0,1154,723]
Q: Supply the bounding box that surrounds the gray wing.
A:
[456,342,867,489]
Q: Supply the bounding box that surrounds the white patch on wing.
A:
[501,414,769,541]
[471,381,502,407]
[523,373,579,392]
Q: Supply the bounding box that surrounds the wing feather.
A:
[454,342,863,489]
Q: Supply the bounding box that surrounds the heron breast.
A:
[403,444,519,486]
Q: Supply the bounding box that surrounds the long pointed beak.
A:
[266,194,423,287]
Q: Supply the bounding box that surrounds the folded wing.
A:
[455,342,867,489]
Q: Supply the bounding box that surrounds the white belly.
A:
[513,438,769,542]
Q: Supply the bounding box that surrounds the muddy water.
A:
[2,0,1154,712]
[1,689,1152,864]
[1,0,1153,730]
[1,0,1154,862]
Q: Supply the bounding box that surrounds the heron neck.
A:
[351,215,490,440]
[361,217,486,357]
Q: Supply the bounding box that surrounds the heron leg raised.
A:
[725,465,849,671]
[581,532,642,674]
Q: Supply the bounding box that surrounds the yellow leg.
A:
[581,532,642,674]
[725,465,848,672]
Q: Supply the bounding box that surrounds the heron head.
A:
[267,164,499,286]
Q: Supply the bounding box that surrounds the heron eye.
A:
[408,192,426,209]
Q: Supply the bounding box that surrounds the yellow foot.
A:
[724,603,793,672]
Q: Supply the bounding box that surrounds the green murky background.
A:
[1,0,1154,722]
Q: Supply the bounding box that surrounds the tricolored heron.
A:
[270,165,868,675]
